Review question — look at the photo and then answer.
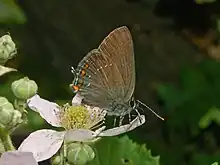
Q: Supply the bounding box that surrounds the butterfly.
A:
[70,26,163,125]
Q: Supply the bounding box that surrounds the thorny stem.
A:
[0,125,15,151]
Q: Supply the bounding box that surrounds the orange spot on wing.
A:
[85,64,89,68]
[73,85,79,91]
[81,70,86,76]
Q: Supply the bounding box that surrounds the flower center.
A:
[60,105,91,130]
[59,103,106,131]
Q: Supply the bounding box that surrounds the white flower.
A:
[0,151,38,165]
[18,94,145,162]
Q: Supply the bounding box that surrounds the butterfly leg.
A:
[119,116,125,126]
[128,113,131,123]
[134,109,142,123]
[113,117,117,127]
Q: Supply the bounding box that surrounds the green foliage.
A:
[195,0,216,4]
[88,136,160,165]
[199,107,220,129]
[27,110,47,130]
[157,60,220,133]
[156,59,220,165]
[191,153,220,165]
[0,0,25,24]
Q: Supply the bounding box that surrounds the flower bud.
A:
[11,77,38,100]
[50,155,62,165]
[0,97,14,110]
[11,110,22,126]
[67,143,95,165]
[0,35,16,64]
[0,97,22,128]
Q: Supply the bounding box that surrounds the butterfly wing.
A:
[72,49,125,108]
[98,26,135,102]
[72,26,135,108]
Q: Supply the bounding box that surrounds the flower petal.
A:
[99,115,146,136]
[71,93,83,105]
[18,129,65,162]
[27,94,62,127]
[65,129,98,142]
[0,65,17,76]
[0,151,38,165]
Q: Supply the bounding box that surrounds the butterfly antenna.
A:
[71,66,77,77]
[137,100,164,121]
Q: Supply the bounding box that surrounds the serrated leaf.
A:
[88,136,160,165]
[0,65,16,76]
[0,0,26,24]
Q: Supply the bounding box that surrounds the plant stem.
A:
[0,126,15,151]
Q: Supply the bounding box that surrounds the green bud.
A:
[67,143,95,165]
[0,97,22,128]
[50,155,62,165]
[0,35,16,64]
[11,77,38,100]
[11,110,22,126]
[0,97,14,111]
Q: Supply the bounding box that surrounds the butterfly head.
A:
[129,97,137,110]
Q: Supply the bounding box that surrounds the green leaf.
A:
[156,83,186,110]
[199,107,220,129]
[200,60,220,92]
[0,0,26,24]
[88,136,160,165]
[27,110,47,130]
[180,68,209,98]
[54,99,70,106]
[212,162,219,165]
[192,152,220,165]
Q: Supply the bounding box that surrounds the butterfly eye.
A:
[129,99,136,108]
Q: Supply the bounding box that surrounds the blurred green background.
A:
[1,0,220,164]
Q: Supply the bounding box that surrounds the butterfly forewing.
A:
[75,49,126,108]
[98,26,135,102]
[72,26,135,113]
